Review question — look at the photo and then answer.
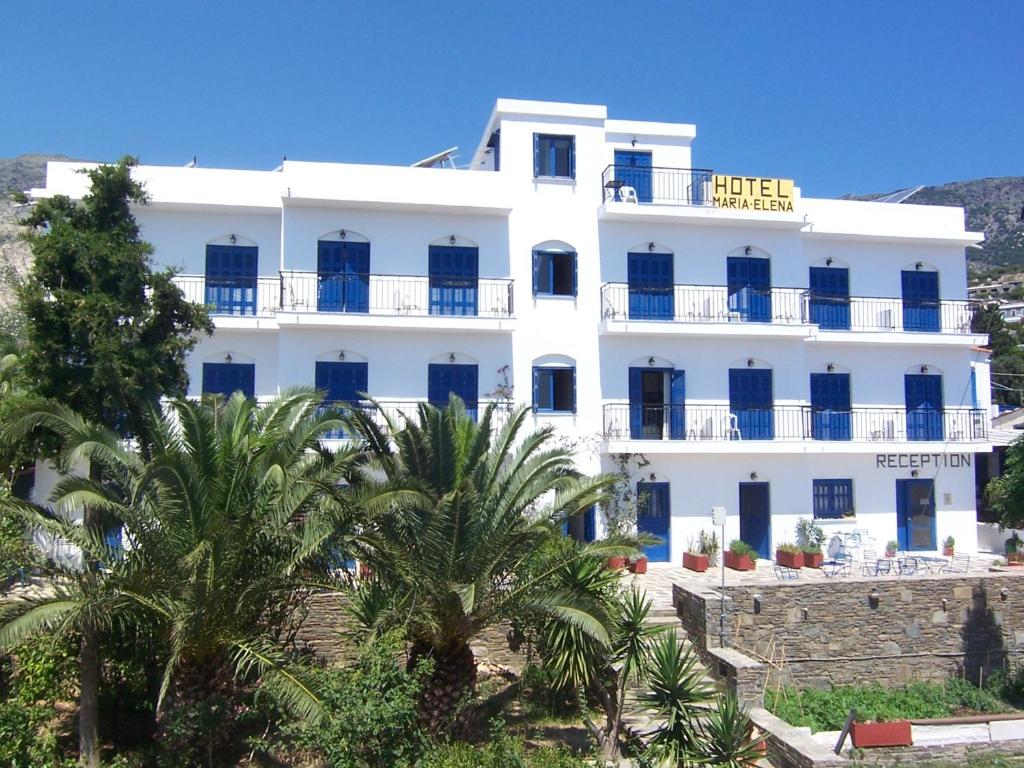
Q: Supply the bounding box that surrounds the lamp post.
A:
[711,506,727,647]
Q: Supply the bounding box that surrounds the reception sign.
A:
[712,175,795,213]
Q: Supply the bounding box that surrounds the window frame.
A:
[532,366,577,414]
[533,133,576,179]
[532,250,578,297]
[812,479,855,520]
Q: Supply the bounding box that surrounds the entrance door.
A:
[429,246,479,316]
[627,252,674,320]
[727,256,772,322]
[317,240,370,312]
[810,372,851,440]
[905,373,944,441]
[614,150,653,203]
[896,479,936,551]
[637,482,670,562]
[809,266,850,330]
[739,482,771,559]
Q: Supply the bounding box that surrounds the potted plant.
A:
[628,554,648,574]
[795,518,826,568]
[606,555,627,570]
[942,535,955,557]
[1006,533,1023,564]
[885,540,898,558]
[802,544,824,568]
[683,529,719,572]
[849,719,912,748]
[724,540,757,571]
[775,542,804,569]
[683,544,708,572]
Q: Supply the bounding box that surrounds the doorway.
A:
[896,478,936,551]
[739,482,771,559]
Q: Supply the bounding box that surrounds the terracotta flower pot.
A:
[358,562,373,579]
[724,551,755,571]
[943,546,954,557]
[849,720,912,748]
[776,549,804,569]
[803,552,824,568]
[683,552,709,572]
[629,557,648,574]
[885,549,897,559]
[606,556,626,570]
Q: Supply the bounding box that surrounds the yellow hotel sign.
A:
[712,175,795,213]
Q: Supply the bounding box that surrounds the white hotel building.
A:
[33,98,992,562]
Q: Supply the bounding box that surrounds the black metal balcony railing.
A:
[173,275,280,317]
[316,399,514,439]
[808,294,974,334]
[601,165,714,206]
[602,403,989,443]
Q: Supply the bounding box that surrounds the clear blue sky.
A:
[3,0,1022,197]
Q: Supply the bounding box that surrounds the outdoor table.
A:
[822,559,851,578]
[915,556,949,574]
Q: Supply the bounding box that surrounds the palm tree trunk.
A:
[409,640,477,734]
[79,620,100,768]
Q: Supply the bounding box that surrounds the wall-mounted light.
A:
[827,363,835,373]
[631,136,637,147]
[229,234,237,245]
[339,229,346,240]
[911,469,920,478]
[449,235,457,245]
[869,589,880,607]
[920,365,929,374]
[753,594,764,614]
[1001,587,1010,600]
[224,353,232,364]
[338,350,345,361]
[750,471,758,480]
[942,598,949,612]
[648,356,656,367]
[745,245,752,256]
[449,353,456,363]
[648,241,656,252]
[915,262,924,271]
[825,257,834,266]
[649,472,657,481]
[801,607,809,620]
[747,358,756,368]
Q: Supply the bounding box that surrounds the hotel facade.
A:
[33,98,991,562]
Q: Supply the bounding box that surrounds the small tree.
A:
[988,435,1024,529]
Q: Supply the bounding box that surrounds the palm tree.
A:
[343,396,628,733]
[0,389,365,761]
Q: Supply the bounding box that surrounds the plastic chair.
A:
[620,186,639,203]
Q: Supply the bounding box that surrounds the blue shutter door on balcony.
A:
[729,368,774,440]
[810,373,851,440]
[727,256,772,322]
[627,252,674,320]
[902,270,940,332]
[905,373,944,441]
[637,481,670,562]
[202,362,255,399]
[628,367,643,439]
[205,245,257,315]
[315,361,368,403]
[429,246,478,316]
[428,363,479,419]
[669,370,686,440]
[809,267,850,330]
[614,150,653,203]
[317,241,370,313]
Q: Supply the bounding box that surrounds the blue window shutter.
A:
[533,133,540,177]
[572,253,578,297]
[628,367,643,439]
[571,367,577,413]
[532,251,539,296]
[568,137,576,179]
[669,370,686,439]
[532,367,540,410]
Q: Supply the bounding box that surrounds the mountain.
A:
[0,153,78,195]
[844,177,1024,272]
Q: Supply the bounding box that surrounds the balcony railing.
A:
[601,165,714,207]
[602,403,988,443]
[317,399,514,438]
[280,271,514,318]
[173,275,280,317]
[808,295,974,334]
[601,283,809,325]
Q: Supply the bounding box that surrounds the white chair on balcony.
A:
[620,186,639,204]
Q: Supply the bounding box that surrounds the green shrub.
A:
[0,700,70,767]
[776,543,801,554]
[728,540,756,560]
[420,727,586,768]
[7,637,78,704]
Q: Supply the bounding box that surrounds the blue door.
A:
[810,373,851,440]
[729,369,774,440]
[428,363,479,420]
[565,505,596,543]
[896,479,936,551]
[902,271,940,332]
[316,361,368,437]
[905,374,944,441]
[614,150,653,203]
[202,362,255,399]
[637,482,670,562]
[728,256,772,322]
[739,482,771,559]
[318,241,369,313]
[429,246,478,316]
[809,267,850,330]
[205,245,257,315]
[627,252,674,320]
[669,370,686,440]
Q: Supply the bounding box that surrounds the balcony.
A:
[173,275,280,318]
[318,399,513,439]
[601,165,713,207]
[602,403,988,448]
[808,295,974,335]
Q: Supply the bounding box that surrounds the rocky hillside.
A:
[846,177,1024,272]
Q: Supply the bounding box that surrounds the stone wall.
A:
[674,572,1024,691]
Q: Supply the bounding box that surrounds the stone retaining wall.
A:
[674,572,1024,691]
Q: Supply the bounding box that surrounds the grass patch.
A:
[767,677,1016,732]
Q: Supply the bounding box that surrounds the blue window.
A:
[905,373,944,441]
[813,479,854,520]
[902,270,940,332]
[533,134,575,179]
[318,240,369,313]
[533,367,576,413]
[533,250,577,296]
[729,368,774,440]
[809,266,850,330]
[429,246,478,316]
[627,252,674,320]
[205,244,257,315]
[428,363,478,420]
[613,150,652,203]
[810,372,851,440]
[727,256,771,322]
[564,505,596,543]
[202,362,255,400]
